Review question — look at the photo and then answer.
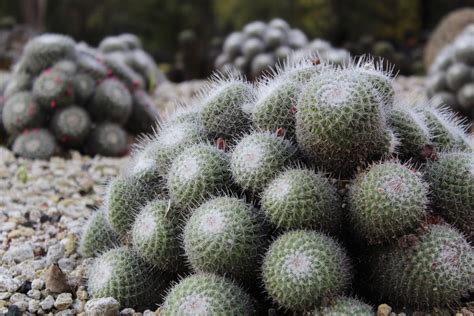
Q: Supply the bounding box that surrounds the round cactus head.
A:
[87,247,170,308]
[261,167,341,233]
[167,143,232,209]
[89,78,132,124]
[79,209,119,258]
[50,105,92,148]
[12,128,56,159]
[349,161,429,245]
[230,131,295,193]
[85,123,128,157]
[183,196,265,281]
[32,68,75,110]
[160,273,255,315]
[262,230,352,311]
[2,92,44,135]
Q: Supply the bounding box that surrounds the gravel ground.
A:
[0,78,472,316]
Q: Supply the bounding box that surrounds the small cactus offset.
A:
[0,32,163,159]
[81,54,473,314]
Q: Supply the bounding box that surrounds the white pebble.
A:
[84,297,120,316]
[54,292,73,310]
[40,295,55,310]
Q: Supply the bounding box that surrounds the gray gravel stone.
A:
[54,292,73,310]
[40,295,55,310]
[84,297,120,316]
[28,299,40,313]
[0,274,21,292]
[2,243,34,264]
[46,243,65,265]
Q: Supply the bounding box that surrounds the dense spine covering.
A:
[2,92,44,134]
[167,143,232,209]
[317,296,374,316]
[262,230,352,311]
[32,68,74,110]
[85,123,128,157]
[89,78,132,124]
[424,151,474,238]
[79,209,118,258]
[183,196,264,280]
[367,224,474,308]
[11,128,56,159]
[260,167,341,233]
[230,131,295,192]
[160,273,255,315]
[50,105,91,148]
[348,161,428,245]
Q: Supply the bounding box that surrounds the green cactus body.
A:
[89,78,132,124]
[22,34,76,74]
[87,247,170,308]
[199,75,255,140]
[106,166,165,236]
[183,196,264,280]
[98,37,129,53]
[3,73,32,98]
[103,55,145,90]
[131,199,181,270]
[32,69,74,110]
[352,60,395,109]
[425,152,474,238]
[368,224,474,308]
[349,161,428,245]
[296,68,387,176]
[126,89,160,134]
[317,296,374,316]
[76,52,108,80]
[230,131,295,193]
[86,123,128,157]
[167,144,232,209]
[79,209,119,258]
[262,230,351,311]
[160,273,255,315]
[139,120,207,178]
[261,167,341,233]
[12,129,56,159]
[73,73,96,105]
[388,105,433,160]
[50,105,91,148]
[2,92,44,135]
[53,60,77,76]
[252,76,301,138]
[422,105,472,151]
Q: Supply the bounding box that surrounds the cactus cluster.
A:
[215,18,350,80]
[0,33,163,159]
[427,24,474,121]
[81,54,473,314]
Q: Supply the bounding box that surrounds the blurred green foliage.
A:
[0,0,473,63]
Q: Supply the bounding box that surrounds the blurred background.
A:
[0,0,474,81]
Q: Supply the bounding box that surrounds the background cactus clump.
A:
[81,55,473,313]
[0,32,163,159]
[426,24,474,121]
[215,18,350,80]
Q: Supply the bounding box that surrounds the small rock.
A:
[76,289,88,301]
[2,243,34,264]
[0,275,21,292]
[17,280,31,294]
[44,264,71,293]
[39,295,55,310]
[12,300,28,312]
[46,244,65,265]
[9,293,26,304]
[7,304,21,316]
[461,308,473,316]
[54,293,73,310]
[120,308,135,315]
[377,304,392,316]
[27,289,41,300]
[84,297,120,316]
[55,308,74,315]
[72,298,84,313]
[0,292,11,300]
[7,227,35,238]
[28,299,40,313]
[31,278,45,290]
[143,310,155,316]
[58,258,76,273]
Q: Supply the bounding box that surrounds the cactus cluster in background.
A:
[215,18,350,80]
[80,54,473,314]
[427,24,474,121]
[0,33,164,159]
